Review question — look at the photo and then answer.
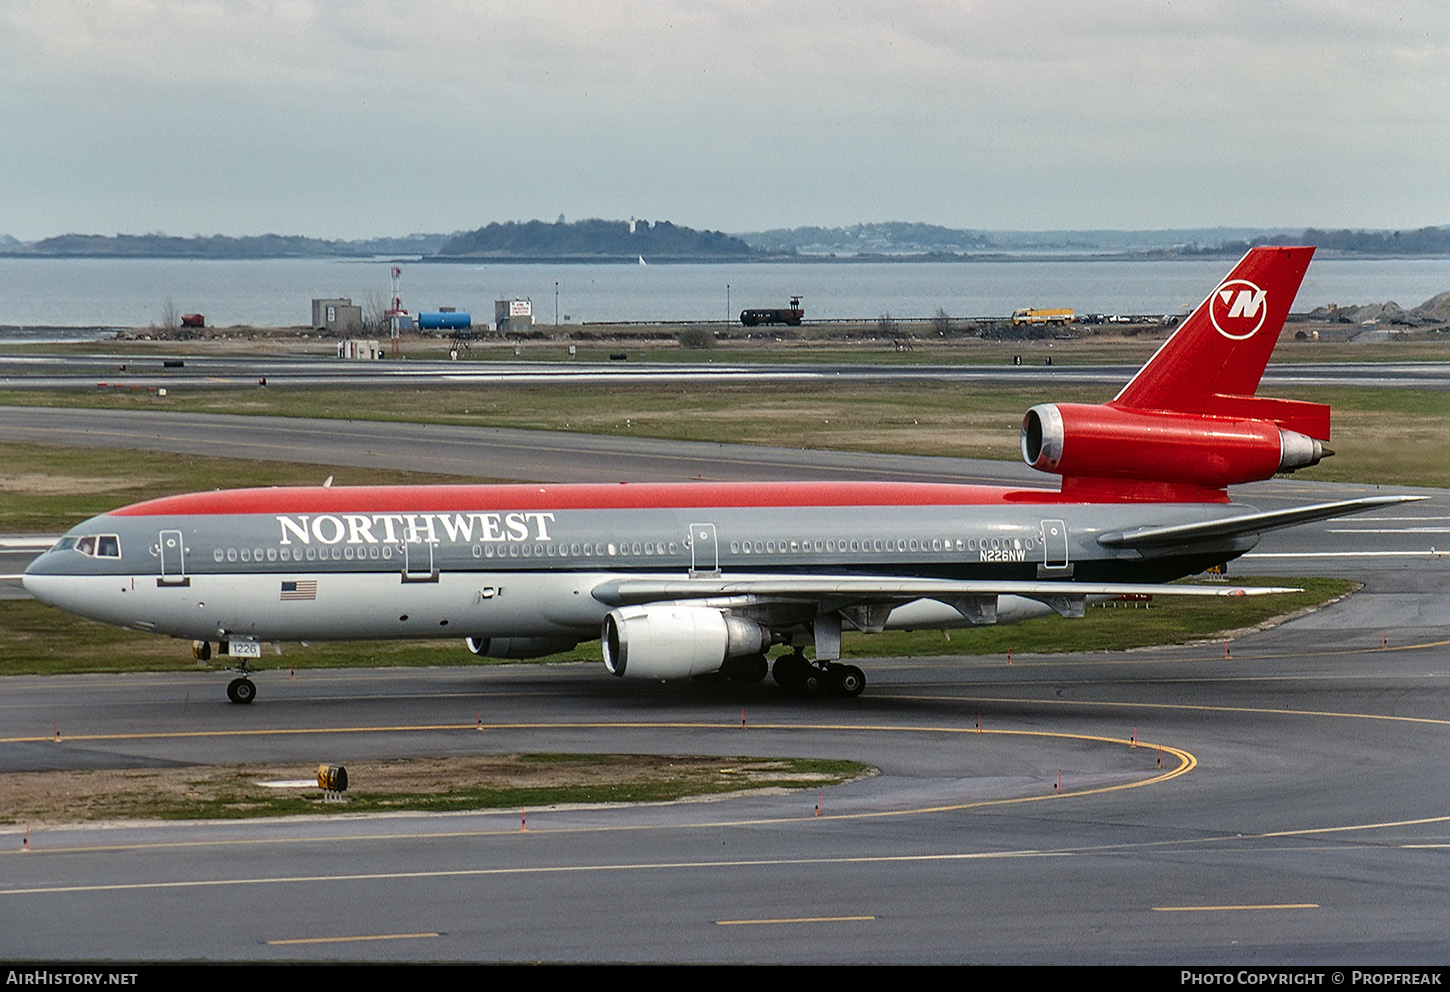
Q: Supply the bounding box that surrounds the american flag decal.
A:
[280,580,317,601]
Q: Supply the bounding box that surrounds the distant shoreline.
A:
[7,250,1450,264]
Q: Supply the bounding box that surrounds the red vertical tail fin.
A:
[1110,246,1325,437]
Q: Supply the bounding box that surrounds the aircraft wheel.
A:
[719,653,763,682]
[772,654,805,690]
[227,678,256,704]
[737,653,769,683]
[834,664,866,698]
[799,666,827,696]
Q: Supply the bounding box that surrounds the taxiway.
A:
[1,406,1447,961]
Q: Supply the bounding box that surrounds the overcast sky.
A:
[1,0,1446,240]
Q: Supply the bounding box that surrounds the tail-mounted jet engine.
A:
[1021,402,1327,491]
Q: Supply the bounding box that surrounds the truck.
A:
[1011,308,1074,327]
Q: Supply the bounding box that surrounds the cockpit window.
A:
[70,535,121,558]
[52,537,77,552]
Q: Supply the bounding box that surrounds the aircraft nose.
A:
[20,567,45,602]
[21,542,63,584]
[22,547,48,576]
[20,562,68,608]
[21,551,47,592]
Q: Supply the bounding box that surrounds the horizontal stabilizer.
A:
[1096,495,1424,549]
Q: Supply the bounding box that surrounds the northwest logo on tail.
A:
[1210,279,1268,340]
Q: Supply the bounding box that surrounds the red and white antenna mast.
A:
[386,264,407,358]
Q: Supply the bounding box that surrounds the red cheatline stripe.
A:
[107,481,1104,517]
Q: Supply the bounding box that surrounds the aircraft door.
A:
[159,529,185,576]
[688,523,719,576]
[401,540,438,582]
[1040,519,1069,569]
[158,529,187,584]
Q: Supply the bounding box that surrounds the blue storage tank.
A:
[418,311,472,330]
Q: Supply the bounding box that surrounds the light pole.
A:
[554,279,559,327]
[726,284,730,327]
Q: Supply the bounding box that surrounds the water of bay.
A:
[1,255,1446,335]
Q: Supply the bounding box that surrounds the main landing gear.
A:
[771,651,866,698]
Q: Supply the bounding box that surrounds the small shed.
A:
[312,298,363,333]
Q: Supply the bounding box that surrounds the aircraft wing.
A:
[591,575,1299,614]
[1096,494,1423,549]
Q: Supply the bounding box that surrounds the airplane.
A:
[23,246,1417,703]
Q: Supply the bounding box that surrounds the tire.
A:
[772,654,804,690]
[738,653,769,683]
[835,665,866,697]
[227,678,256,704]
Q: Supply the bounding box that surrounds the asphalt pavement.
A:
[1,397,1447,962]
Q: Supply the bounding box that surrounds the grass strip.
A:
[4,372,1446,488]
[0,441,489,532]
[0,754,872,824]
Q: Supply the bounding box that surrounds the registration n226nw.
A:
[24,247,1414,702]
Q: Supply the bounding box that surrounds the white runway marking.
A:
[1243,551,1443,558]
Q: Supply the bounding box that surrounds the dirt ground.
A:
[0,754,853,826]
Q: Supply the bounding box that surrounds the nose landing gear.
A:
[197,640,260,704]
